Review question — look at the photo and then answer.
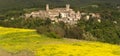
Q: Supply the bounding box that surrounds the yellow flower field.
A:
[0,27,120,56]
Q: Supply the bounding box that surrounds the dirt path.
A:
[0,49,34,56]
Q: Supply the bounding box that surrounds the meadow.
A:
[0,27,120,56]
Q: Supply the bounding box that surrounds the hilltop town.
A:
[25,4,101,25]
[0,1,120,56]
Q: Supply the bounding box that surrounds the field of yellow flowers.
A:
[0,27,120,56]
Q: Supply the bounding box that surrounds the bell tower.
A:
[46,4,49,11]
[66,4,70,11]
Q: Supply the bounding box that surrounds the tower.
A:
[46,4,49,11]
[77,11,80,15]
[66,4,70,11]
[76,11,81,20]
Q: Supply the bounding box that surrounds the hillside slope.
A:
[0,27,120,56]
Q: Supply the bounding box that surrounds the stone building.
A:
[25,4,81,25]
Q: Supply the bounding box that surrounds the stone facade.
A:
[24,4,101,24]
[25,4,81,25]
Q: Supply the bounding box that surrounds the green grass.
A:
[0,27,120,56]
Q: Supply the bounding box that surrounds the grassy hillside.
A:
[0,27,120,56]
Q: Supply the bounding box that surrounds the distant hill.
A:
[0,0,120,13]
